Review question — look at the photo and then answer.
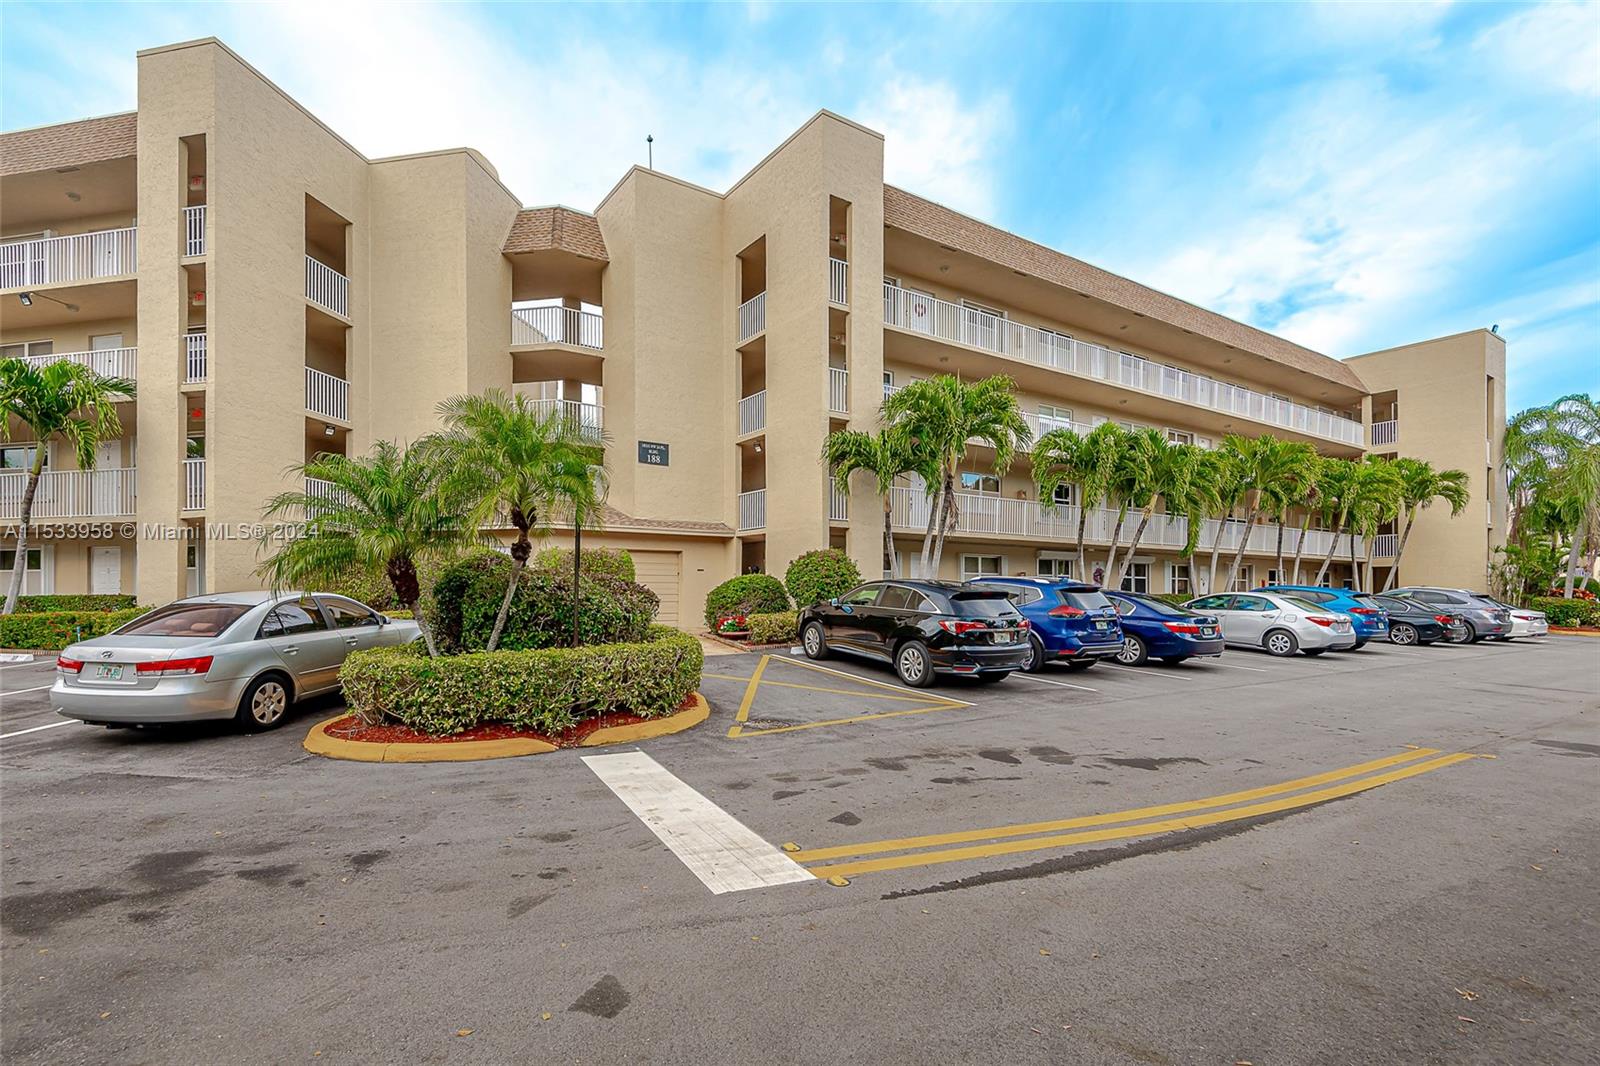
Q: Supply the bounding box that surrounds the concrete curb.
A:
[578,692,710,746]
[1549,627,1600,638]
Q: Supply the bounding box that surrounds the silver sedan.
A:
[52,591,421,731]
[1183,592,1358,657]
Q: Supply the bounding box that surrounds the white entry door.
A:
[91,546,122,594]
[93,440,120,515]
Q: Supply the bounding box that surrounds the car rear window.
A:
[1282,597,1327,613]
[1354,595,1386,609]
[1058,590,1112,611]
[948,591,1016,619]
[115,602,252,638]
[1131,596,1194,618]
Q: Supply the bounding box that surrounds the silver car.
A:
[1183,592,1358,657]
[52,591,421,731]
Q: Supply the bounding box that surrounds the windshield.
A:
[114,602,253,639]
[1059,589,1112,611]
[948,592,1017,619]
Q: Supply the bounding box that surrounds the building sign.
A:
[637,441,669,466]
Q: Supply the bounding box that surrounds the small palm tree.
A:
[259,441,471,657]
[1380,458,1470,591]
[541,446,611,648]
[1033,421,1122,576]
[1103,428,1168,586]
[1,358,135,614]
[1220,435,1319,593]
[823,428,934,579]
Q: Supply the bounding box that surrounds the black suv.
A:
[798,580,1030,687]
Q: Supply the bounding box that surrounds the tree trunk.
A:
[1074,493,1091,578]
[1274,518,1286,585]
[2,459,46,615]
[929,468,957,577]
[1222,506,1259,593]
[1103,506,1128,588]
[882,497,898,579]
[387,554,438,657]
[1312,511,1347,586]
[1290,515,1313,584]
[1206,508,1231,595]
[571,517,583,648]
[1382,507,1420,591]
[1362,539,1378,594]
[1348,522,1360,590]
[1113,505,1156,589]
[487,511,531,653]
[1563,517,1583,598]
[917,472,944,578]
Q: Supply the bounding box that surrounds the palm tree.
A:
[1345,456,1404,592]
[1032,421,1122,577]
[882,374,1031,577]
[1,358,135,614]
[1311,458,1360,587]
[1219,435,1318,594]
[1286,455,1332,584]
[1380,458,1470,591]
[540,446,611,648]
[823,428,934,579]
[1104,428,1168,587]
[1200,447,1247,594]
[434,390,603,651]
[1262,442,1320,585]
[1505,394,1600,597]
[1113,439,1213,589]
[259,441,471,657]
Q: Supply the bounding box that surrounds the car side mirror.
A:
[829,598,840,607]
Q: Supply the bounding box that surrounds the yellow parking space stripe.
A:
[730,701,974,738]
[703,674,937,704]
[805,752,1478,879]
[776,656,972,706]
[723,654,970,739]
[790,747,1442,863]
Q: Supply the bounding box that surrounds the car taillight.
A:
[1349,607,1379,616]
[1016,619,1030,629]
[1433,615,1454,625]
[1306,616,1335,627]
[1163,622,1201,635]
[135,656,214,677]
[1048,605,1085,617]
[937,620,987,636]
[56,656,83,673]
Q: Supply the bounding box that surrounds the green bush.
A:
[532,547,635,582]
[431,550,658,653]
[13,594,137,613]
[1529,597,1600,628]
[784,549,862,609]
[746,611,798,644]
[0,608,147,651]
[340,625,703,735]
[703,574,789,628]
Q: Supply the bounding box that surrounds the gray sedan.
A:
[52,591,421,731]
[1183,592,1358,656]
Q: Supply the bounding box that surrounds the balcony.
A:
[511,306,603,350]
[305,367,350,422]
[21,346,136,380]
[738,292,766,343]
[829,482,849,523]
[184,458,205,511]
[829,258,849,306]
[738,390,766,436]
[738,489,766,531]
[0,467,137,520]
[184,205,207,257]
[882,282,1364,447]
[305,476,349,517]
[526,398,604,441]
[829,367,849,415]
[1370,420,1397,448]
[304,255,349,318]
[185,333,208,383]
[0,227,137,290]
[1372,533,1399,557]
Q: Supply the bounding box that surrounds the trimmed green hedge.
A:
[1529,597,1600,628]
[532,547,635,582]
[746,611,798,644]
[13,594,138,613]
[704,574,789,628]
[339,625,704,734]
[432,551,658,653]
[0,608,147,650]
[784,549,862,609]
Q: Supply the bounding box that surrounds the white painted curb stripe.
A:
[583,750,814,895]
[0,719,74,740]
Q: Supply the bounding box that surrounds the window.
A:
[1295,589,1335,604]
[1166,429,1194,446]
[1264,569,1283,586]
[1170,563,1193,596]
[1108,595,1136,616]
[120,602,250,638]
[259,597,329,638]
[1037,555,1074,579]
[1228,565,1254,592]
[0,340,52,360]
[841,585,882,607]
[974,582,1042,606]
[1119,562,1150,594]
[960,472,999,494]
[961,555,1003,581]
[1046,483,1075,507]
[0,548,42,572]
[1038,403,1074,435]
[1057,588,1113,611]
[1189,595,1232,611]
[321,596,380,628]
[1234,595,1274,612]
[1,445,44,470]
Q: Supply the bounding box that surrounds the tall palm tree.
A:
[539,446,611,648]
[1262,442,1320,585]
[1505,394,1600,597]
[259,441,471,657]
[1286,455,1333,584]
[1113,439,1213,589]
[1311,458,1360,587]
[1,358,135,614]
[1032,421,1122,576]
[1381,458,1470,591]
[1220,435,1318,594]
[823,427,934,579]
[882,374,1031,577]
[1200,446,1246,594]
[1347,458,1404,591]
[1104,428,1168,587]
[434,390,603,651]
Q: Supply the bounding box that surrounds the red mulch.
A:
[325,694,698,748]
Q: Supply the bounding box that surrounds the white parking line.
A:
[1,684,55,696]
[0,660,47,671]
[1013,673,1098,693]
[0,719,73,740]
[1097,662,1192,680]
[1197,660,1272,673]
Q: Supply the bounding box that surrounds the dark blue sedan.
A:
[965,577,1123,672]
[1102,590,1225,666]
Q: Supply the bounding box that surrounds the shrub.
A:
[703,574,789,628]
[322,554,463,613]
[746,611,798,644]
[432,550,658,653]
[784,549,862,609]
[1530,596,1600,628]
[13,594,137,613]
[532,547,635,582]
[340,625,703,734]
[0,608,147,651]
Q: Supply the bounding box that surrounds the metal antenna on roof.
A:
[646,134,654,170]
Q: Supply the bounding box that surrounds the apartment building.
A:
[0,38,1507,624]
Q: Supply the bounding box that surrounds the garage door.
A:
[631,550,683,628]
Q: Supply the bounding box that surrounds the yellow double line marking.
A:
[794,747,1481,880]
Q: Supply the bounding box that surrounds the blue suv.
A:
[964,577,1123,672]
[1257,585,1387,649]
[1102,590,1225,665]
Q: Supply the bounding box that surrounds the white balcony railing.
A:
[1370,420,1397,447]
[882,282,1365,447]
[527,398,604,441]
[510,306,603,349]
[184,458,206,511]
[828,367,849,415]
[738,390,767,436]
[739,291,766,343]
[185,333,208,383]
[829,258,849,305]
[738,489,766,531]
[305,366,350,422]
[184,205,207,256]
[1372,533,1399,557]
[0,467,137,520]
[305,256,349,317]
[0,227,137,289]
[22,346,136,380]
[829,482,849,523]
[304,476,349,518]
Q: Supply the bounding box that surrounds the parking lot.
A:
[3,635,1597,1065]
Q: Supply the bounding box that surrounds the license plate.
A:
[1093,621,1109,630]
[1201,627,1216,637]
[993,631,1016,644]
[92,664,125,681]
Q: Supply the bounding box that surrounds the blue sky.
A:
[3,1,1596,411]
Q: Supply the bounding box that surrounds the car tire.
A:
[1263,629,1299,657]
[1390,623,1418,646]
[235,673,293,732]
[977,672,1010,683]
[801,621,829,660]
[1064,658,1097,671]
[1115,634,1149,666]
[894,640,936,688]
[1461,621,1482,644]
[1351,638,1368,650]
[1019,635,1047,673]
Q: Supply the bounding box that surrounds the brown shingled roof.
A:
[1,113,138,178]
[883,184,1366,392]
[503,206,608,261]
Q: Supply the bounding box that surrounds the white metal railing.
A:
[304,476,350,517]
[1373,533,1399,557]
[0,467,137,520]
[738,390,767,436]
[22,346,136,380]
[829,367,849,414]
[510,305,603,349]
[304,255,349,317]
[829,482,849,522]
[1370,420,1397,447]
[184,458,206,510]
[882,282,1365,447]
[739,291,766,342]
[305,366,350,422]
[0,227,137,289]
[527,398,604,440]
[738,489,766,531]
[184,205,207,256]
[829,258,849,305]
[185,333,208,383]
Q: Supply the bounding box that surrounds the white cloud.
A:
[859,77,1010,218]
[1474,1,1600,98]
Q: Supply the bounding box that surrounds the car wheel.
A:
[1115,634,1148,666]
[1390,623,1418,646]
[1458,621,1481,644]
[1064,658,1097,671]
[1351,638,1368,650]
[1263,629,1299,657]
[1019,635,1047,673]
[977,672,1010,684]
[236,673,293,732]
[801,621,829,660]
[895,640,935,688]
